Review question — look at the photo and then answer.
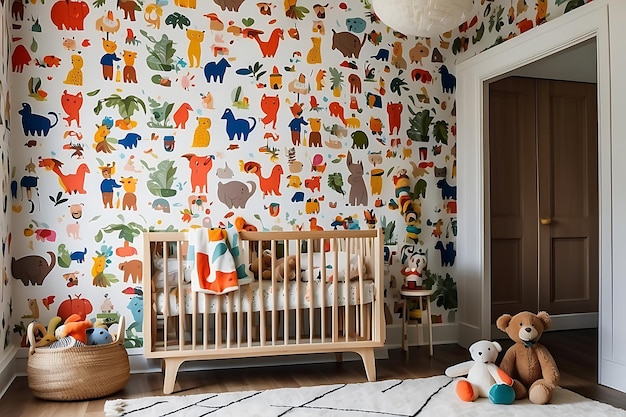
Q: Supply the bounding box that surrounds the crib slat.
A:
[226,292,232,349]
[191,292,197,349]
[344,239,350,342]
[204,294,209,348]
[319,240,326,343]
[163,244,170,350]
[236,286,242,348]
[358,238,365,338]
[246,281,253,348]
[295,238,301,345]
[215,294,222,349]
[332,243,339,343]
[283,239,290,345]
[271,240,277,346]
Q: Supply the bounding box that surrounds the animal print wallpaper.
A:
[2,0,590,353]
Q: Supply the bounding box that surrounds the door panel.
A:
[489,77,538,321]
[537,79,598,314]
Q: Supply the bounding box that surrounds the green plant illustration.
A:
[140,29,177,71]
[285,1,309,19]
[423,269,458,322]
[97,219,144,244]
[390,72,409,96]
[95,215,145,258]
[328,66,344,97]
[406,98,433,142]
[57,244,71,268]
[380,216,397,245]
[49,191,68,207]
[231,86,249,109]
[28,77,46,101]
[91,91,147,126]
[489,5,505,33]
[235,62,267,81]
[147,96,174,128]
[433,120,449,145]
[327,172,345,195]
[141,159,178,197]
[165,12,191,29]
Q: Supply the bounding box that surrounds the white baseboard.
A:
[0,346,17,398]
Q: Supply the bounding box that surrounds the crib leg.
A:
[335,352,343,363]
[356,348,376,381]
[162,357,185,394]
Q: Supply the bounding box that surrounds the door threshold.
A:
[491,312,598,339]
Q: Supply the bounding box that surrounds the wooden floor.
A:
[1,329,625,416]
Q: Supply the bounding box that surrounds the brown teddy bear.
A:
[496,311,560,404]
[275,255,297,281]
[249,251,272,280]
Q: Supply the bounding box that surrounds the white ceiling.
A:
[507,37,597,83]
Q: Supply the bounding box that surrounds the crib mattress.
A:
[155,279,375,316]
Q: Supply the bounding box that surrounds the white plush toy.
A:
[445,340,515,404]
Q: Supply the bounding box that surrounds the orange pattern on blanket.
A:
[195,251,238,293]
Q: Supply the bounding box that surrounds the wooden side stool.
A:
[400,288,434,356]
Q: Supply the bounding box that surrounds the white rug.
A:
[104,375,626,416]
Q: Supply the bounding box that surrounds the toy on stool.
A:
[400,249,427,291]
[496,311,560,404]
[445,340,515,404]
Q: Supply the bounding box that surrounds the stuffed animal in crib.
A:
[249,251,272,280]
[445,339,515,404]
[496,311,560,404]
[274,255,297,281]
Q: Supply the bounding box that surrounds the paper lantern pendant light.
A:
[372,0,474,37]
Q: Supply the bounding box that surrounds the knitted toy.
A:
[392,169,421,243]
[86,326,113,345]
[445,340,515,404]
[55,313,93,344]
[400,247,427,290]
[33,316,63,348]
[496,311,560,404]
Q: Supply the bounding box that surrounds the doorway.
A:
[455,0,625,393]
[489,76,599,323]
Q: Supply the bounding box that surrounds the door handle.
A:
[540,218,552,225]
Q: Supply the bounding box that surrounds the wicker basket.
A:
[27,316,130,401]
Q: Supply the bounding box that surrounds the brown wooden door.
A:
[536,79,598,315]
[489,77,598,321]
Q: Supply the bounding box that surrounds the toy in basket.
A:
[26,315,130,401]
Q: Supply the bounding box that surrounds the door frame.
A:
[455,0,619,390]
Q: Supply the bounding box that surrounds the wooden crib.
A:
[142,228,386,394]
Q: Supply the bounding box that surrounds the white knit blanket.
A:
[104,375,626,416]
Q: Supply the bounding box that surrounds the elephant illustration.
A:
[217,181,256,209]
[12,252,56,286]
[51,0,90,31]
[331,30,367,59]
